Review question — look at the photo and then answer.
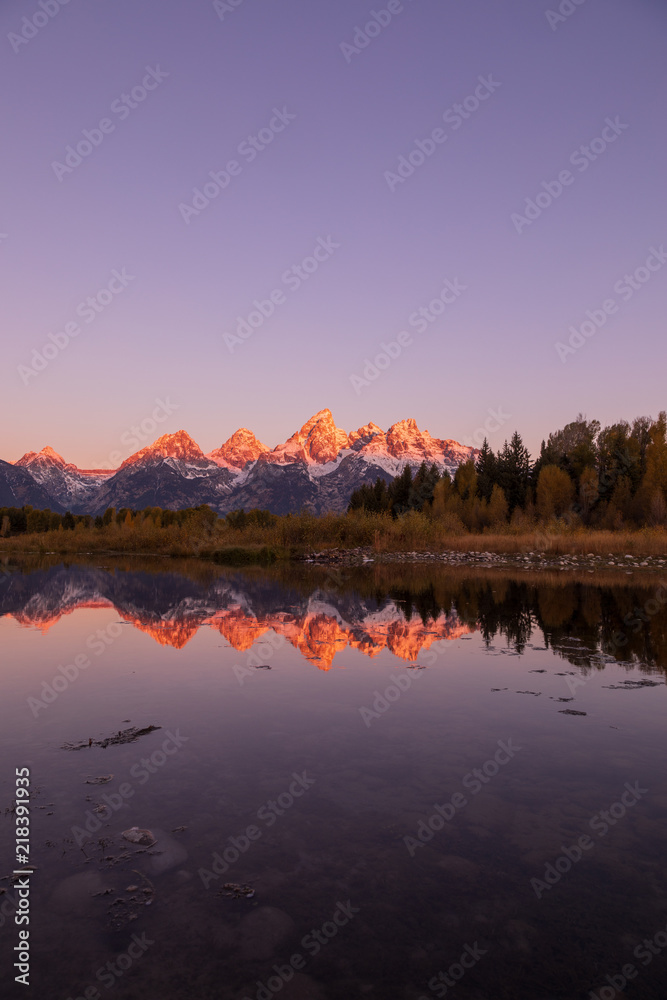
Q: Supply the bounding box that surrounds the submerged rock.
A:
[122,826,156,847]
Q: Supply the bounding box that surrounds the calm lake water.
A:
[1,557,666,1000]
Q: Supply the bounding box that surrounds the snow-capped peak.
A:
[16,445,68,468]
[120,430,209,469]
[207,428,269,469]
[263,408,350,466]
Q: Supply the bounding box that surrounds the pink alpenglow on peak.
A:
[15,446,113,476]
[16,446,68,468]
[11,410,478,479]
[386,419,442,458]
[383,419,475,465]
[263,408,350,466]
[120,430,209,469]
[207,429,270,469]
[348,422,387,451]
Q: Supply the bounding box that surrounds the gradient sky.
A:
[1,0,665,467]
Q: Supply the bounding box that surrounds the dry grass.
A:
[418,529,667,557]
[0,512,666,560]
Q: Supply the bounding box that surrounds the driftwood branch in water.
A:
[61,725,161,750]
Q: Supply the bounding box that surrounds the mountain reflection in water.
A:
[1,559,666,674]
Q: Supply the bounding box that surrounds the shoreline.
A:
[1,543,666,576]
[303,547,667,573]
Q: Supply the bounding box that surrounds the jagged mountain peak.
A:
[207,428,269,469]
[349,423,386,450]
[40,445,66,462]
[120,430,207,469]
[386,419,439,457]
[299,407,336,431]
[16,445,67,468]
[268,408,350,465]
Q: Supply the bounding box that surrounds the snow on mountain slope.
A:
[14,446,111,512]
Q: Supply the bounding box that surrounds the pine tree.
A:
[408,462,441,511]
[497,432,531,512]
[389,465,413,516]
[475,439,496,502]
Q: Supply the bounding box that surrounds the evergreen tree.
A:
[475,439,496,502]
[497,432,531,512]
[373,477,389,511]
[390,465,413,516]
[348,477,393,514]
[408,462,441,511]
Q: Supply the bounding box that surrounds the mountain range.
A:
[2,409,476,515]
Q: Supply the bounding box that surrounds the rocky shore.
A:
[303,548,667,573]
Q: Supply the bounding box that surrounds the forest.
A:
[348,414,667,531]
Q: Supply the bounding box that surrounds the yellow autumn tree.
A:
[536,465,575,521]
[640,411,667,524]
[487,484,509,528]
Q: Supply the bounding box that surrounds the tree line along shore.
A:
[2,415,667,561]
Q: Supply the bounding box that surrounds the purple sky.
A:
[2,0,665,467]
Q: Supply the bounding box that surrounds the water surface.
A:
[1,558,666,999]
